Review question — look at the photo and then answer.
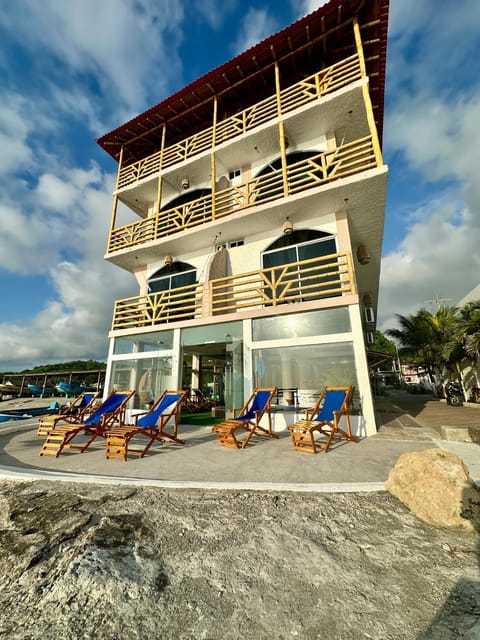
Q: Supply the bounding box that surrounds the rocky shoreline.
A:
[0,480,478,639]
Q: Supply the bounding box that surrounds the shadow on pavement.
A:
[417,480,480,638]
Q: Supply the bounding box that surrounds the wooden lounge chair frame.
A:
[288,385,355,453]
[105,390,187,460]
[212,387,277,448]
[39,390,134,457]
[37,391,99,436]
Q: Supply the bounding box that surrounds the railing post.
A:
[108,144,124,251]
[353,18,383,167]
[346,251,356,295]
[275,62,289,198]
[155,124,166,240]
[211,96,217,219]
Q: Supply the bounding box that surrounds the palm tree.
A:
[423,305,463,379]
[386,306,462,382]
[386,310,438,380]
[457,300,480,360]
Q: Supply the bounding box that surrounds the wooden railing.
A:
[111,253,355,331]
[112,282,204,330]
[108,135,376,253]
[210,253,355,313]
[117,54,362,189]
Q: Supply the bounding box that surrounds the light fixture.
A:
[282,217,293,235]
[181,177,189,190]
[356,244,371,265]
[164,255,173,266]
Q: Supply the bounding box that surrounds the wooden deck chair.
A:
[37,391,99,436]
[212,387,277,449]
[39,390,134,457]
[105,390,187,460]
[288,385,355,453]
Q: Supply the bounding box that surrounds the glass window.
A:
[113,331,174,355]
[149,261,196,293]
[262,231,339,303]
[252,308,350,341]
[181,321,242,346]
[148,262,198,322]
[253,342,358,408]
[110,357,174,409]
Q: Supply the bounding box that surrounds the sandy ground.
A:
[0,480,478,640]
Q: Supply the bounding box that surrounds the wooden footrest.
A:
[288,424,317,454]
[105,433,128,460]
[213,421,245,448]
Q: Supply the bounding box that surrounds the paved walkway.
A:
[0,391,478,489]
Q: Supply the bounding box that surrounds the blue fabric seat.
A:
[105,390,187,460]
[288,386,355,453]
[213,387,277,448]
[39,390,134,457]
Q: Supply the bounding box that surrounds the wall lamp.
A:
[356,244,371,265]
[181,177,190,190]
[164,255,173,266]
[363,293,373,307]
[282,217,293,235]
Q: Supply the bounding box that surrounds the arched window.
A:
[262,229,336,269]
[262,229,339,303]
[161,189,211,211]
[148,261,197,293]
[255,151,321,178]
[148,261,197,323]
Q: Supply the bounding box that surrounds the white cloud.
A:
[0,167,134,369]
[193,0,237,30]
[294,1,329,18]
[380,1,480,331]
[0,0,185,117]
[231,8,279,54]
[378,197,480,331]
[0,97,34,175]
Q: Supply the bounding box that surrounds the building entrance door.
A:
[181,322,244,414]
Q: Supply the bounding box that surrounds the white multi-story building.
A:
[97,0,389,436]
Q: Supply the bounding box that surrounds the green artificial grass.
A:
[179,411,223,426]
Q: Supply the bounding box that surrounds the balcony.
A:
[116,54,363,190]
[111,252,355,331]
[108,135,377,254]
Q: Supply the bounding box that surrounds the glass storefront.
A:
[181,321,243,412]
[113,330,174,354]
[252,307,350,341]
[110,356,175,409]
[252,342,358,408]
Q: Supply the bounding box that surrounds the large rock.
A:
[468,425,480,445]
[386,448,480,531]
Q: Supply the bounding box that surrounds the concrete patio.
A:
[0,389,478,490]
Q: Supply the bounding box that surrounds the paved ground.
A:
[0,389,478,488]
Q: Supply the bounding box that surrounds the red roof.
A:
[97,0,389,164]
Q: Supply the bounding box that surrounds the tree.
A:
[369,330,397,356]
[386,306,462,381]
[457,301,480,361]
[386,311,436,378]
[386,303,480,385]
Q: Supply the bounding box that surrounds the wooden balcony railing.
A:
[111,253,355,331]
[108,135,376,253]
[117,54,362,189]
[112,282,204,330]
[210,253,355,313]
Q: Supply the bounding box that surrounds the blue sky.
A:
[0,0,479,371]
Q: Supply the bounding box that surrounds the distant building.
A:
[457,284,480,307]
[97,0,389,437]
